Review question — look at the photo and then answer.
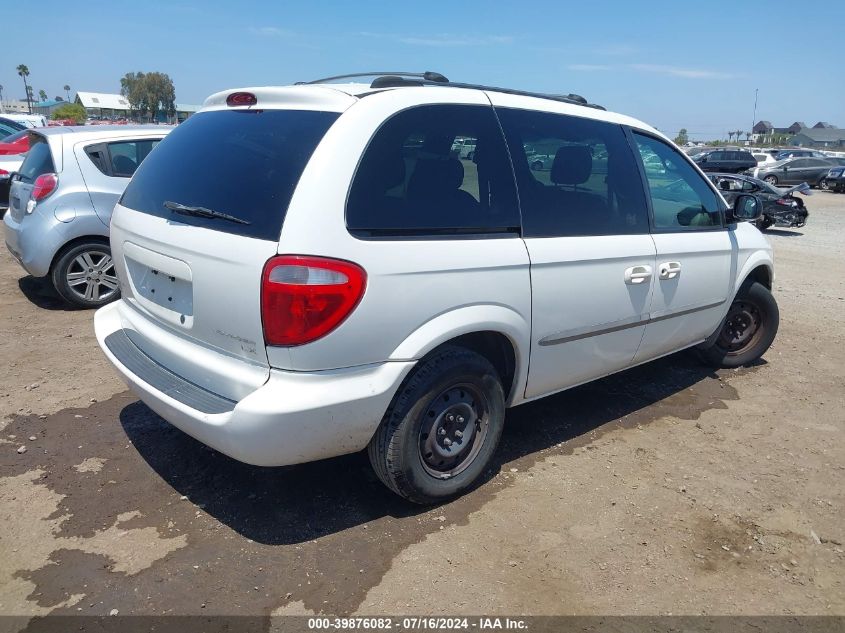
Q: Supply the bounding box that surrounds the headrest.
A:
[408,157,464,199]
[550,145,592,185]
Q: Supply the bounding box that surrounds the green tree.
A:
[673,128,689,145]
[63,84,71,101]
[38,89,47,102]
[16,64,31,113]
[51,102,87,124]
[120,71,175,121]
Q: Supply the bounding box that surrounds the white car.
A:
[1,113,48,128]
[94,73,777,503]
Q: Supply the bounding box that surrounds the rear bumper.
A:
[3,207,61,277]
[94,301,415,466]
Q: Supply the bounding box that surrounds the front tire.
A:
[698,282,779,368]
[368,346,505,504]
[51,241,120,309]
[819,178,830,191]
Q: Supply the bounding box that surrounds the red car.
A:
[0,130,29,156]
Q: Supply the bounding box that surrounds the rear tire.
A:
[764,175,778,185]
[51,240,120,309]
[368,346,505,504]
[698,282,779,368]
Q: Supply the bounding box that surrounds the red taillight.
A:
[32,173,58,201]
[226,92,257,107]
[775,198,794,206]
[261,255,366,346]
[0,169,8,176]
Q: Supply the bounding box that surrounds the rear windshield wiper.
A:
[164,200,251,225]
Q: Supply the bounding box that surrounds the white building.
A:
[75,92,131,119]
[0,100,31,114]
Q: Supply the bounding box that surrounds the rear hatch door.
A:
[112,107,341,395]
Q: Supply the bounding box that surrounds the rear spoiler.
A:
[780,182,812,197]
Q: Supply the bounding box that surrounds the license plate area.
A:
[123,245,194,329]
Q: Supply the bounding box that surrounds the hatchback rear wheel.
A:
[368,346,505,504]
[52,241,120,309]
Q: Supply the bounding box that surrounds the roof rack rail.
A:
[365,75,605,110]
[300,71,449,85]
[298,72,604,110]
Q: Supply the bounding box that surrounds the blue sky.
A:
[3,0,843,140]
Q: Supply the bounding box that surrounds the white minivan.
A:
[95,73,777,503]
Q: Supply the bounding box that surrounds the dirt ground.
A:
[1,192,843,625]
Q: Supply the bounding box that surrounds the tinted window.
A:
[107,139,160,177]
[346,105,519,236]
[633,133,723,230]
[17,137,55,183]
[1,130,28,144]
[790,159,810,168]
[709,152,725,161]
[807,158,831,167]
[497,108,649,237]
[120,109,339,241]
[85,143,109,175]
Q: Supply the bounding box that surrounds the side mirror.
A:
[728,194,762,223]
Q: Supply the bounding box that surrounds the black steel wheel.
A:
[698,281,779,368]
[368,346,505,504]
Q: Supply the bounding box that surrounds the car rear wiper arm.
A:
[164,201,251,225]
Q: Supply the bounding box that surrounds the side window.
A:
[85,143,110,175]
[497,108,649,237]
[107,139,160,178]
[790,159,809,168]
[346,105,519,236]
[632,133,723,231]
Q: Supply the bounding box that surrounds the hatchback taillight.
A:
[32,173,58,201]
[261,255,366,346]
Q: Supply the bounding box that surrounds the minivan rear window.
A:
[17,136,55,183]
[119,109,339,241]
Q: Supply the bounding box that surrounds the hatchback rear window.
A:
[17,136,55,183]
[119,109,339,240]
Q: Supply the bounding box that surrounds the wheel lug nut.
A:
[447,414,454,422]
[457,416,464,423]
[443,438,452,446]
[439,428,446,436]
[455,430,463,438]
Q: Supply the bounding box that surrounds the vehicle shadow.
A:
[762,229,804,237]
[17,275,77,311]
[119,351,745,546]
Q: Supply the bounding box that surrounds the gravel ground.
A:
[1,192,843,623]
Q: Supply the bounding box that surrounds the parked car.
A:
[0,117,26,140]
[752,157,835,186]
[93,77,776,503]
[0,129,30,155]
[752,152,777,166]
[1,113,48,128]
[708,173,809,229]
[0,151,27,213]
[450,137,476,159]
[693,149,757,173]
[822,164,845,192]
[774,149,827,160]
[3,125,172,307]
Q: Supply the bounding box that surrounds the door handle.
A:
[624,265,652,285]
[659,261,681,280]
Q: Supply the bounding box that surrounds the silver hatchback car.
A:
[3,125,172,307]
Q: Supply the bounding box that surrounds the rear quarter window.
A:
[17,136,55,183]
[119,109,339,241]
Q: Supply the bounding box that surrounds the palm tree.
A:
[0,84,4,105]
[16,64,31,113]
[727,131,734,143]
[38,89,47,102]
[64,84,71,101]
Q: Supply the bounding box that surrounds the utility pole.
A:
[750,88,758,139]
